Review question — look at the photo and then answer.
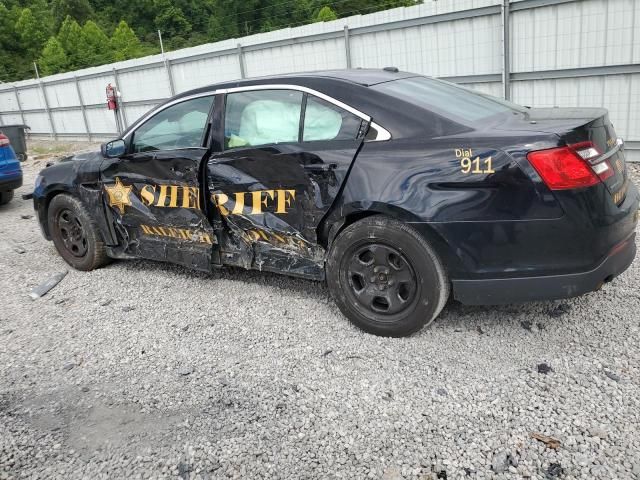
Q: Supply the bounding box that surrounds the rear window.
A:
[371,77,526,123]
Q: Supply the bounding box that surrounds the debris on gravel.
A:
[28,271,67,299]
[1,143,640,478]
[530,432,561,450]
[537,362,553,375]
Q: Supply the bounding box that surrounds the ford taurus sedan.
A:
[29,69,638,336]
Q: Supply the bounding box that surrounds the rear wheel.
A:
[0,190,14,205]
[326,216,449,337]
[48,194,110,271]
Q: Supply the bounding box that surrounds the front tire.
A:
[0,190,14,205]
[326,216,450,337]
[48,194,110,271]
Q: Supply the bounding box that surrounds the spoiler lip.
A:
[22,192,34,200]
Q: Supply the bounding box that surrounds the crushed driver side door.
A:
[206,87,369,279]
[100,94,218,272]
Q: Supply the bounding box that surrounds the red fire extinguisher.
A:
[106,83,118,110]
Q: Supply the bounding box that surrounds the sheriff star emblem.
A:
[105,177,133,214]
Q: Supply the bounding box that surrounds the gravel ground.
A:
[1,142,640,480]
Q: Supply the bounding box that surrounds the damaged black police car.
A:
[29,69,638,336]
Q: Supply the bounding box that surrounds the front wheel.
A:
[0,190,14,205]
[326,216,450,337]
[48,194,110,271]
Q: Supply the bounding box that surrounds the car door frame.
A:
[100,91,220,271]
[205,83,391,278]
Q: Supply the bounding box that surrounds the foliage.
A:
[79,20,113,66]
[2,0,421,81]
[39,37,68,75]
[57,16,83,69]
[51,0,94,28]
[154,0,192,40]
[315,6,338,22]
[110,20,144,62]
[16,8,50,58]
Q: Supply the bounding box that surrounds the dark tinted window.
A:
[303,96,363,141]
[372,77,526,123]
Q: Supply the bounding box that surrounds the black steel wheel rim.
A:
[57,208,88,257]
[345,242,419,318]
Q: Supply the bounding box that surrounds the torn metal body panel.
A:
[99,148,217,272]
[206,139,362,280]
[32,151,115,245]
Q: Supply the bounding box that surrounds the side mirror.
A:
[101,139,126,158]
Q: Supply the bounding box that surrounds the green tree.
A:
[16,8,49,59]
[0,3,17,50]
[57,15,83,68]
[0,0,425,81]
[154,0,192,39]
[330,0,418,17]
[0,3,16,82]
[206,15,226,42]
[51,0,93,28]
[79,20,112,66]
[29,0,56,32]
[39,36,68,75]
[292,0,314,25]
[110,20,143,61]
[314,6,338,22]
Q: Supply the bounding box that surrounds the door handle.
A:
[304,163,337,172]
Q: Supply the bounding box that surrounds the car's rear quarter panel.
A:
[333,133,638,282]
[333,136,560,277]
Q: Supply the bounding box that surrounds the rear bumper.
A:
[0,175,22,191]
[453,232,636,305]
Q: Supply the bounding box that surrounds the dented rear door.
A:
[207,89,366,279]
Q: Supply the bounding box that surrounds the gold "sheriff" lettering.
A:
[140,224,213,244]
[105,177,296,216]
[140,185,200,209]
[212,189,296,216]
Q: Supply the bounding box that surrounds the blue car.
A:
[0,132,23,205]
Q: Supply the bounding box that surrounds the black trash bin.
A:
[0,124,30,162]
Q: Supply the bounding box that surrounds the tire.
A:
[48,194,110,271]
[0,190,14,205]
[326,215,450,337]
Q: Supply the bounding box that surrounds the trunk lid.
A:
[525,108,628,205]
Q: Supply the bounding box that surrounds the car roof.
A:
[262,68,417,86]
[175,68,418,99]
[121,69,426,140]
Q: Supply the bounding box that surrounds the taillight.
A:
[0,134,9,147]
[571,141,601,162]
[570,141,614,181]
[527,141,613,190]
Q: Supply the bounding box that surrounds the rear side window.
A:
[303,96,363,142]
[224,90,303,149]
[372,77,526,123]
[224,89,366,149]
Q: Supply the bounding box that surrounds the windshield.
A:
[371,76,527,124]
